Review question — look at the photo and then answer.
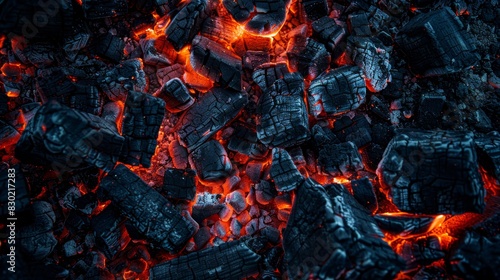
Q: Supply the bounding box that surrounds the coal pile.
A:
[1,0,500,279]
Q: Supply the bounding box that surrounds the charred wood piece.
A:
[98,59,147,102]
[189,140,232,183]
[18,201,57,260]
[192,192,224,223]
[252,62,289,92]
[377,130,485,214]
[350,177,377,213]
[227,124,268,159]
[348,12,371,37]
[98,164,196,252]
[418,91,446,129]
[92,33,125,63]
[157,64,185,86]
[169,140,189,169]
[162,168,197,201]
[91,205,130,259]
[82,0,127,19]
[155,78,194,113]
[475,132,500,190]
[201,17,241,46]
[286,36,331,80]
[270,148,304,192]
[312,16,346,54]
[301,0,328,21]
[332,114,372,148]
[401,236,445,269]
[1,165,29,217]
[317,141,364,177]
[140,39,171,66]
[374,213,444,237]
[166,0,208,51]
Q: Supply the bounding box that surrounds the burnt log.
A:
[270,148,304,192]
[189,140,232,183]
[166,0,208,51]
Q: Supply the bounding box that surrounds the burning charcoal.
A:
[448,231,500,279]
[347,36,391,92]
[189,140,232,183]
[92,33,125,63]
[63,239,83,257]
[255,181,277,205]
[312,16,346,54]
[18,201,57,260]
[312,124,340,147]
[201,17,241,46]
[284,179,404,279]
[74,193,98,215]
[348,12,371,36]
[413,265,448,280]
[168,140,189,169]
[192,192,224,223]
[368,8,390,34]
[351,177,377,213]
[252,62,289,92]
[243,51,271,70]
[150,238,264,279]
[308,66,366,118]
[155,78,194,113]
[401,236,445,268]
[231,218,243,237]
[157,64,185,85]
[166,0,208,51]
[140,39,170,66]
[395,7,478,76]
[270,148,304,192]
[120,91,165,168]
[301,0,328,21]
[82,0,128,19]
[418,91,446,129]
[475,132,500,189]
[102,101,123,125]
[317,141,364,177]
[98,164,196,252]
[286,36,331,80]
[89,206,129,258]
[99,59,147,101]
[177,87,248,152]
[162,168,196,201]
[246,161,265,183]
[194,226,211,249]
[226,190,247,214]
[1,165,29,217]
[256,73,310,147]
[377,130,485,214]
[227,124,268,159]
[15,101,124,173]
[190,36,242,91]
[232,34,272,57]
[374,213,445,237]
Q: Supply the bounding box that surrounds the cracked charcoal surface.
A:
[317,141,364,177]
[192,192,224,223]
[166,0,208,51]
[395,7,479,77]
[119,91,165,168]
[350,177,378,213]
[286,36,331,80]
[377,130,485,214]
[150,238,263,280]
[98,164,196,252]
[162,168,197,201]
[256,73,310,148]
[92,33,124,63]
[177,87,248,152]
[475,132,500,186]
[312,16,346,54]
[190,35,242,91]
[227,124,268,159]
[401,236,445,269]
[155,78,194,113]
[252,62,289,92]
[374,214,442,237]
[15,100,124,173]
[82,0,128,19]
[308,66,366,118]
[189,140,232,183]
[270,148,304,192]
[98,59,147,102]
[91,205,130,259]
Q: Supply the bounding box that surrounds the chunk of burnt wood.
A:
[347,36,391,92]
[15,101,124,173]
[1,165,29,217]
[286,36,331,80]
[401,236,445,269]
[312,16,346,54]
[201,17,241,46]
[377,130,485,214]
[98,164,196,252]
[92,33,125,63]
[150,238,264,279]
[475,132,500,187]
[140,39,171,66]
[312,124,340,147]
[256,73,310,148]
[155,78,194,113]
[168,140,189,169]
[189,140,232,183]
[374,213,444,237]
[351,177,377,213]
[227,124,268,159]
[98,59,147,102]
[190,36,242,91]
[301,0,328,21]
[192,192,224,223]
[270,148,304,192]
[91,205,130,259]
[332,114,372,148]
[255,181,277,205]
[308,66,366,118]
[166,0,207,51]
[418,91,446,129]
[157,64,185,85]
[162,168,196,201]
[119,91,165,168]
[252,62,289,92]
[395,7,478,77]
[177,87,248,152]
[348,12,371,37]
[317,141,364,177]
[18,201,57,260]
[82,0,128,19]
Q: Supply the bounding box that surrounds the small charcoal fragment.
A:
[317,141,364,177]
[189,140,232,183]
[155,78,194,113]
[312,16,346,54]
[98,59,147,102]
[286,36,331,80]
[162,168,197,201]
[350,177,377,213]
[91,205,130,259]
[270,148,304,192]
[166,0,208,51]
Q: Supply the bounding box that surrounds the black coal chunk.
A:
[286,36,331,80]
[82,0,128,19]
[177,87,248,152]
[192,192,224,223]
[91,205,130,259]
[166,0,207,51]
[156,78,194,113]
[283,178,404,279]
[301,0,327,21]
[252,62,289,92]
[475,132,500,187]
[374,213,443,237]
[98,59,147,102]
[312,16,346,54]
[401,236,445,269]
[15,101,124,173]
[190,36,242,91]
[270,148,304,192]
[317,141,364,177]
[98,164,196,252]
[150,238,264,280]
[227,124,268,159]
[189,140,232,183]
[395,7,478,77]
[119,91,165,168]
[1,165,29,217]
[418,91,446,129]
[308,66,366,118]
[350,177,377,213]
[377,130,485,214]
[162,168,197,201]
[256,73,310,148]
[332,114,373,148]
[92,33,125,63]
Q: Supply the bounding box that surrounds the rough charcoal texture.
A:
[350,177,378,213]
[377,130,485,214]
[317,141,364,177]
[475,132,500,187]
[256,73,310,148]
[1,165,29,217]
[395,7,478,77]
[98,59,147,102]
[82,0,128,19]
[189,140,232,183]
[286,36,331,80]
[92,33,124,63]
[401,236,445,269]
[192,192,224,223]
[270,148,304,192]
[190,36,242,91]
[374,214,442,237]
[98,164,196,252]
[332,114,373,148]
[119,91,165,168]
[150,238,263,280]
[177,87,248,152]
[301,0,328,21]
[162,168,197,201]
[283,178,404,279]
[312,16,346,53]
[91,205,130,259]
[227,124,268,159]
[418,91,446,129]
[166,0,207,51]
[308,66,366,118]
[156,78,194,113]
[15,101,124,173]
[252,62,289,92]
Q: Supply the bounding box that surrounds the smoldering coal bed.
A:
[1,0,500,279]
